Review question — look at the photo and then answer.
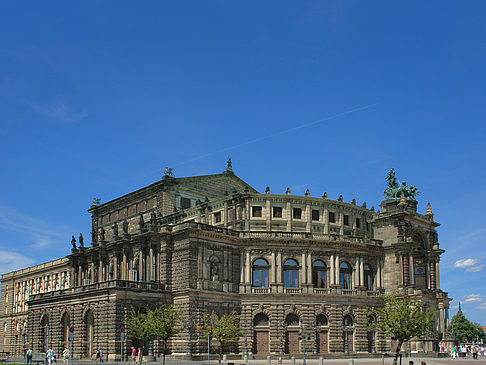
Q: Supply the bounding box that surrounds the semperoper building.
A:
[0,162,452,360]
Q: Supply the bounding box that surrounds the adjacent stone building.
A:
[0,163,451,359]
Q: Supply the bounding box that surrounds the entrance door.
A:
[254,331,269,354]
[286,331,300,354]
[317,331,328,353]
[343,330,354,353]
[367,331,375,353]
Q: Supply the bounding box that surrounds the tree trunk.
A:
[393,341,403,365]
[218,340,222,365]
[162,341,167,365]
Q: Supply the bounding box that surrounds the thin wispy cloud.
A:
[0,250,36,275]
[27,99,89,123]
[0,203,69,249]
[476,303,486,310]
[463,294,483,304]
[454,258,485,272]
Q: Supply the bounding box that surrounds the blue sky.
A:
[0,1,485,324]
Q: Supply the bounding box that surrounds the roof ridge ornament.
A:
[383,168,420,200]
[224,157,233,173]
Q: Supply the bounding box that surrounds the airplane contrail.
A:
[174,102,379,167]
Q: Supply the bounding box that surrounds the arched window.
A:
[253,313,269,327]
[84,310,94,357]
[316,314,328,327]
[339,262,352,289]
[364,264,374,290]
[343,315,353,327]
[252,259,269,287]
[285,314,299,326]
[313,260,327,288]
[283,259,299,288]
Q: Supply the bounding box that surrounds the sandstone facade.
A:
[0,168,451,359]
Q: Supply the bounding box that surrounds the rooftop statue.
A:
[164,167,174,177]
[383,168,420,200]
[225,157,233,172]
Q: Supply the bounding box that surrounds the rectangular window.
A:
[273,206,283,218]
[180,197,191,209]
[293,208,302,219]
[328,212,336,223]
[312,210,320,221]
[252,206,262,218]
[344,215,349,226]
[366,222,370,231]
[214,212,221,223]
[356,218,361,229]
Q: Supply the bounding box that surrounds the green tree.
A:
[197,312,243,364]
[450,311,485,343]
[126,305,182,365]
[368,293,435,365]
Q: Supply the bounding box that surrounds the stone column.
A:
[376,259,382,288]
[98,260,103,282]
[245,250,251,283]
[354,257,360,287]
[403,255,410,286]
[360,257,364,287]
[239,250,244,283]
[307,251,312,284]
[302,251,307,284]
[409,255,414,286]
[286,201,292,231]
[271,251,276,284]
[323,206,329,234]
[430,259,437,290]
[122,251,127,280]
[266,198,271,231]
[149,246,154,281]
[305,202,311,232]
[138,251,143,281]
[330,254,335,285]
[113,255,118,280]
[277,250,282,283]
[245,200,250,231]
[335,255,340,284]
[436,259,440,289]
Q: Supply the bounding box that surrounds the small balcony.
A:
[284,287,303,294]
[251,287,271,294]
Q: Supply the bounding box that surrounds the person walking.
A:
[26,347,33,364]
[46,348,55,365]
[131,347,136,363]
[62,348,70,364]
[99,348,103,363]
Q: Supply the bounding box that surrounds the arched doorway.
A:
[40,315,49,353]
[342,315,354,354]
[316,314,329,354]
[60,312,70,351]
[252,313,269,354]
[285,314,300,354]
[84,310,94,358]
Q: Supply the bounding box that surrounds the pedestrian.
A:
[46,348,55,365]
[137,348,142,364]
[131,347,136,363]
[95,349,100,363]
[473,345,478,360]
[26,347,33,364]
[99,348,103,363]
[62,348,70,364]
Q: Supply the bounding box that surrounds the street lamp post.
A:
[299,324,310,365]
[44,323,49,354]
[207,335,211,362]
[187,320,192,357]
[243,320,248,357]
